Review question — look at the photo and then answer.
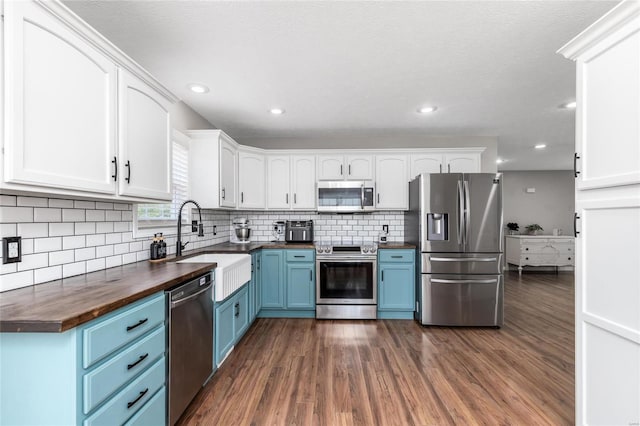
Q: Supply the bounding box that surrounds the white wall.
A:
[503,170,575,235]
[240,134,498,172]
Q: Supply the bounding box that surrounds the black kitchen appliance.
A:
[285,220,314,243]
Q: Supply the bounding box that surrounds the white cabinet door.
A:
[346,155,374,180]
[219,137,237,208]
[444,153,480,173]
[375,155,408,210]
[317,155,344,180]
[267,156,291,209]
[117,70,171,200]
[4,1,117,194]
[410,154,444,178]
[291,155,316,209]
[559,3,640,424]
[238,151,265,209]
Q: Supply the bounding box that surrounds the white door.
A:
[375,155,408,210]
[267,156,290,209]
[4,1,117,194]
[291,155,316,209]
[117,70,171,200]
[238,151,265,209]
[317,155,344,180]
[410,154,444,178]
[559,3,640,424]
[219,137,237,208]
[346,154,374,180]
[444,153,480,173]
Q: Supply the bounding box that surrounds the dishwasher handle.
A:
[170,284,212,308]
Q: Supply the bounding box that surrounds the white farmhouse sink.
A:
[178,254,251,301]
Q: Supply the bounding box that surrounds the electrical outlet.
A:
[191,220,198,232]
[213,225,217,236]
[2,236,22,264]
[382,224,389,233]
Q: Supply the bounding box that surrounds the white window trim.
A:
[133,129,193,238]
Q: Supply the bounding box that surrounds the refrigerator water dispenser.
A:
[427,213,448,241]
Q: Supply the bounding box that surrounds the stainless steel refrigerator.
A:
[405,173,504,327]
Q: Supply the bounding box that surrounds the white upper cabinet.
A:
[375,155,408,210]
[2,1,177,202]
[445,153,480,173]
[317,154,373,180]
[410,154,445,178]
[238,150,266,209]
[219,135,238,208]
[3,0,117,194]
[117,70,171,201]
[266,156,291,209]
[290,155,316,209]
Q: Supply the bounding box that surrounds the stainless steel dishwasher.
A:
[167,273,213,425]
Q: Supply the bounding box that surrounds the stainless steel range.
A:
[315,243,378,319]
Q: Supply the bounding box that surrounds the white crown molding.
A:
[35,0,179,103]
[557,0,640,60]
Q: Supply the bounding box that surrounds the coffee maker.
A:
[231,218,251,244]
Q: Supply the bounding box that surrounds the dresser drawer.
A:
[379,250,415,263]
[123,386,166,426]
[285,250,314,262]
[83,326,165,414]
[82,293,165,369]
[520,254,574,266]
[84,357,165,426]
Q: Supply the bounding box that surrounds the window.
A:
[134,131,190,235]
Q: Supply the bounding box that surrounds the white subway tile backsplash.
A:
[96,245,114,258]
[0,195,17,207]
[34,237,62,253]
[17,196,48,207]
[121,211,133,221]
[34,208,61,223]
[21,239,34,255]
[17,223,48,238]
[18,253,49,271]
[2,207,34,223]
[0,223,17,237]
[95,202,114,210]
[136,251,149,262]
[63,262,86,278]
[114,242,129,255]
[49,198,74,208]
[105,233,122,244]
[74,200,95,209]
[34,265,62,284]
[114,203,129,211]
[96,222,114,233]
[49,223,74,237]
[86,210,106,222]
[63,209,85,222]
[105,255,122,268]
[0,271,33,292]
[75,247,96,261]
[122,252,137,265]
[0,262,18,275]
[49,250,75,266]
[86,234,106,247]
[75,222,97,235]
[63,235,85,250]
[113,222,129,232]
[86,258,105,273]
[129,241,143,252]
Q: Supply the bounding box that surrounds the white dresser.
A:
[505,236,575,275]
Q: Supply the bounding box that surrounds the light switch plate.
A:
[2,236,22,264]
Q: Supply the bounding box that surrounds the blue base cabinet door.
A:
[378,250,415,315]
[286,263,315,309]
[234,286,250,340]
[215,297,235,365]
[261,250,285,308]
[255,252,262,313]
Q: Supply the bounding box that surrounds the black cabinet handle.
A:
[294,193,297,204]
[127,353,149,370]
[340,165,343,176]
[234,302,239,317]
[439,164,442,173]
[448,164,451,173]
[111,157,118,181]
[391,255,402,258]
[574,153,581,178]
[568,257,572,260]
[310,270,312,281]
[381,270,384,282]
[294,255,305,258]
[124,160,131,183]
[525,257,529,260]
[349,164,351,175]
[241,192,244,203]
[525,247,529,251]
[127,388,148,409]
[574,212,580,237]
[286,193,289,204]
[222,188,226,200]
[377,193,380,204]
[126,318,148,332]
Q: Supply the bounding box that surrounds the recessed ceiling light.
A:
[269,108,285,115]
[561,101,576,109]
[187,83,209,94]
[417,106,438,114]
[535,144,547,149]
[496,158,505,164]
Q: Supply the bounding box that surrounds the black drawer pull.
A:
[574,153,580,178]
[525,257,529,260]
[381,270,384,282]
[127,388,148,409]
[127,353,149,370]
[391,255,402,258]
[125,160,131,184]
[126,318,148,332]
[235,303,239,317]
[525,248,529,251]
[111,157,118,181]
[294,255,305,258]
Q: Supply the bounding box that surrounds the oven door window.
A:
[319,261,374,299]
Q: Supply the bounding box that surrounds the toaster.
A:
[285,220,314,243]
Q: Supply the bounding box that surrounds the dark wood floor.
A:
[179,271,574,425]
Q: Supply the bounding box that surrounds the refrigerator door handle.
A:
[430,257,498,262]
[431,278,498,284]
[457,180,464,245]
[463,180,470,247]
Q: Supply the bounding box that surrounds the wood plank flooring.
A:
[178,271,574,425]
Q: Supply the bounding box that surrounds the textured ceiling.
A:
[64,0,618,170]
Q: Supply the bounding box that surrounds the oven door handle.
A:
[317,256,376,261]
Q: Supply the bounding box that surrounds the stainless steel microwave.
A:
[317,181,376,213]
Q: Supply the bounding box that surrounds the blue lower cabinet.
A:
[214,285,250,366]
[378,250,416,319]
[286,263,315,309]
[234,286,250,340]
[0,292,167,426]
[260,250,285,308]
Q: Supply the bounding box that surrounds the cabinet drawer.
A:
[123,386,166,426]
[520,254,574,266]
[82,293,165,369]
[84,357,165,426]
[378,250,415,263]
[83,326,165,414]
[285,250,314,262]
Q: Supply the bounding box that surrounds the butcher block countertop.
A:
[0,261,216,333]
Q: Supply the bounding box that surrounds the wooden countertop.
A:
[0,261,216,333]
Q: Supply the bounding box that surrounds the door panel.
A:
[267,156,290,209]
[291,156,316,209]
[420,173,463,253]
[464,173,503,253]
